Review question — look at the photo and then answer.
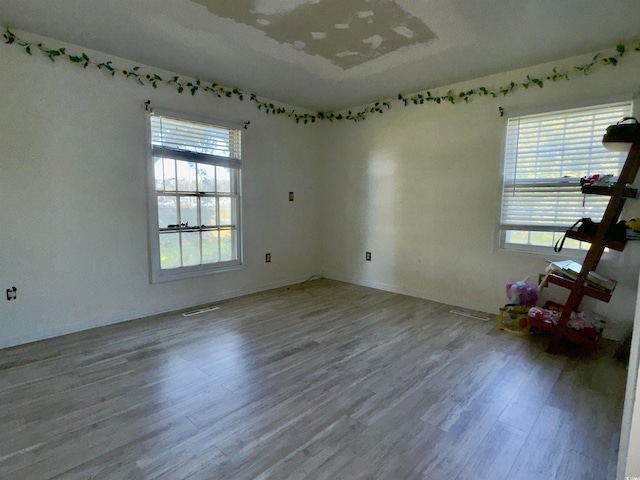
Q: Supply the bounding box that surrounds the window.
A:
[147,110,242,282]
[499,101,633,252]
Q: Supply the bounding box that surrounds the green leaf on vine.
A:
[2,26,636,125]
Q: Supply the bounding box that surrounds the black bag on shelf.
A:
[575,217,598,235]
[603,117,639,144]
[554,218,626,252]
[608,220,628,242]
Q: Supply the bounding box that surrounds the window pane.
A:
[505,230,529,246]
[198,163,216,192]
[157,196,177,229]
[159,233,181,269]
[163,158,176,191]
[219,197,233,225]
[202,230,220,264]
[529,231,554,247]
[154,157,164,191]
[220,229,236,262]
[216,166,232,193]
[180,197,198,227]
[181,231,201,267]
[176,160,197,192]
[201,198,217,227]
[563,237,582,250]
[504,230,590,250]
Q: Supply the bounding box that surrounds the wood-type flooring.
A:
[0,279,628,479]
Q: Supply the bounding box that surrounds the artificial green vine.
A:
[3,27,640,124]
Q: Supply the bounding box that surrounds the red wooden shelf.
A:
[546,273,612,303]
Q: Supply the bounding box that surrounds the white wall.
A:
[621,273,640,477]
[0,34,323,349]
[321,52,640,340]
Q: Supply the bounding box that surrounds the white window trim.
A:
[497,99,634,256]
[145,108,244,283]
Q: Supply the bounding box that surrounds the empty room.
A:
[2,1,640,479]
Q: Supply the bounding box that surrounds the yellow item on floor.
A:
[498,304,531,335]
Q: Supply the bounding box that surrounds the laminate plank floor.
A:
[0,279,628,479]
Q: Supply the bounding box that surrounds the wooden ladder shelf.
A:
[547,128,640,354]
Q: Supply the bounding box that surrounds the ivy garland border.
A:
[3,27,640,124]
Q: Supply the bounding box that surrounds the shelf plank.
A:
[546,273,612,302]
[581,184,638,198]
[564,229,627,251]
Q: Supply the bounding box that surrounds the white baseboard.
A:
[0,274,320,350]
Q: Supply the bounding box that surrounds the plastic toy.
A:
[627,217,640,232]
[505,278,538,307]
[580,173,614,186]
[498,305,531,335]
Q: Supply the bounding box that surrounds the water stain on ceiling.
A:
[192,0,438,69]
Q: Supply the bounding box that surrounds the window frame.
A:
[498,100,634,255]
[146,108,243,283]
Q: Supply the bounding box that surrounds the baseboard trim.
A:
[0,274,320,350]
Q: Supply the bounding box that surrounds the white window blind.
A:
[151,115,241,169]
[500,101,632,250]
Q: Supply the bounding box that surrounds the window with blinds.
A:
[500,101,633,251]
[147,111,242,282]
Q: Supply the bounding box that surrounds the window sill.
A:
[497,242,585,258]
[150,262,244,284]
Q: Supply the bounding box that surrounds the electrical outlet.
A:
[366,252,371,261]
[266,253,271,263]
[6,286,17,301]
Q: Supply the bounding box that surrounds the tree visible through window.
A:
[147,111,242,282]
[499,101,633,252]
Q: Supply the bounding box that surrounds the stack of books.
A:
[547,260,617,293]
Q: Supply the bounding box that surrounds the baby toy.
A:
[499,278,538,335]
[506,278,538,307]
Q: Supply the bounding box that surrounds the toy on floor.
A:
[498,304,531,335]
[506,278,538,307]
[500,279,539,335]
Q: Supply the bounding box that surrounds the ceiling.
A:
[1,0,639,111]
